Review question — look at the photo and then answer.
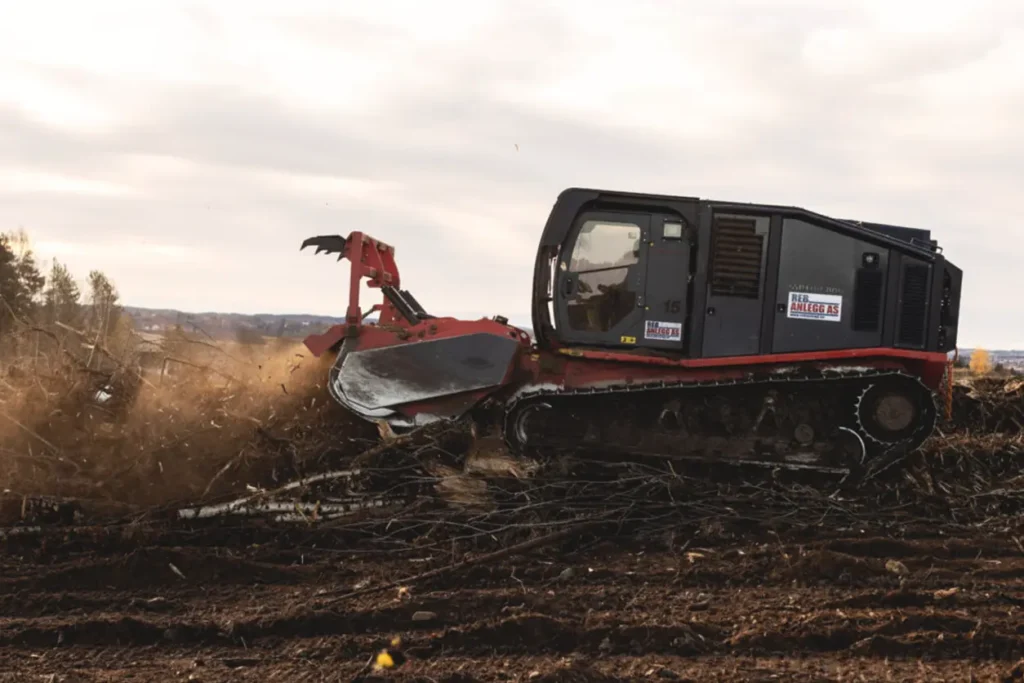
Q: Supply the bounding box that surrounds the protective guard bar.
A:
[302,232,438,357]
[301,232,403,327]
[381,286,435,325]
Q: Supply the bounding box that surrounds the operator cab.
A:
[533,188,961,360]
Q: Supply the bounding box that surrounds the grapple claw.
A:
[301,235,347,258]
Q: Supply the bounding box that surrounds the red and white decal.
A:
[644,320,682,341]
[787,291,842,322]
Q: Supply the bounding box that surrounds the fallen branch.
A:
[168,419,458,522]
[177,499,391,521]
[0,408,62,456]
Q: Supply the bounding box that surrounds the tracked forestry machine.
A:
[301,188,962,481]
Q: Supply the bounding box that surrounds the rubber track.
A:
[501,365,939,475]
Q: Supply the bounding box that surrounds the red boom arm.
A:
[300,231,409,356]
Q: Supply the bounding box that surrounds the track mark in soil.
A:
[775,549,892,585]
[849,631,1024,660]
[0,592,185,619]
[824,536,1022,560]
[0,616,227,648]
[3,547,307,592]
[727,610,1024,661]
[825,589,954,609]
[426,613,722,657]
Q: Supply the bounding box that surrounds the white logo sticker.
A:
[644,320,682,341]
[787,291,842,322]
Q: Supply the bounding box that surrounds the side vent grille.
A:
[710,216,763,299]
[852,268,884,331]
[897,264,929,347]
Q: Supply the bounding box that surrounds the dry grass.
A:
[0,323,375,513]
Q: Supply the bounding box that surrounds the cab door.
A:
[641,214,691,351]
[555,211,650,347]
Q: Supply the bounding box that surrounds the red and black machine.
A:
[302,187,962,476]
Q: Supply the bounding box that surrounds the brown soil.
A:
[3,493,1024,683]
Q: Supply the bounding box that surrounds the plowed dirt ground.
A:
[3,504,1024,682]
[2,373,1022,682]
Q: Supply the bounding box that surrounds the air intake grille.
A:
[710,216,763,299]
[897,264,929,347]
[852,268,884,331]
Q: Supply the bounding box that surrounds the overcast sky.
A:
[2,0,1022,348]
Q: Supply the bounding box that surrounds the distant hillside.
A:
[124,306,536,343]
[960,348,1024,371]
[123,306,541,341]
[124,306,346,341]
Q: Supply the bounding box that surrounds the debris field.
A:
[2,348,1024,682]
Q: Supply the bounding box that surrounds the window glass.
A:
[568,220,640,273]
[565,267,638,332]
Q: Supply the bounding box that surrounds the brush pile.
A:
[0,323,385,524]
[946,374,1024,434]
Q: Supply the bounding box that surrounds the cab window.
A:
[568,220,640,272]
[564,219,641,333]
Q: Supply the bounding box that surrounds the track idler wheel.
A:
[855,378,936,449]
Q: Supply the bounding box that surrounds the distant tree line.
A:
[1,229,317,364]
[233,316,306,345]
[0,229,123,355]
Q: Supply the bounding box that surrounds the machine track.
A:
[501,366,939,481]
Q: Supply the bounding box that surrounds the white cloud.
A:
[0,0,1021,348]
[0,168,139,197]
[34,239,203,267]
[0,65,115,131]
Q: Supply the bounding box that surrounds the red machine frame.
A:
[302,231,954,426]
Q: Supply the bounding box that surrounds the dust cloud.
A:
[0,331,373,512]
